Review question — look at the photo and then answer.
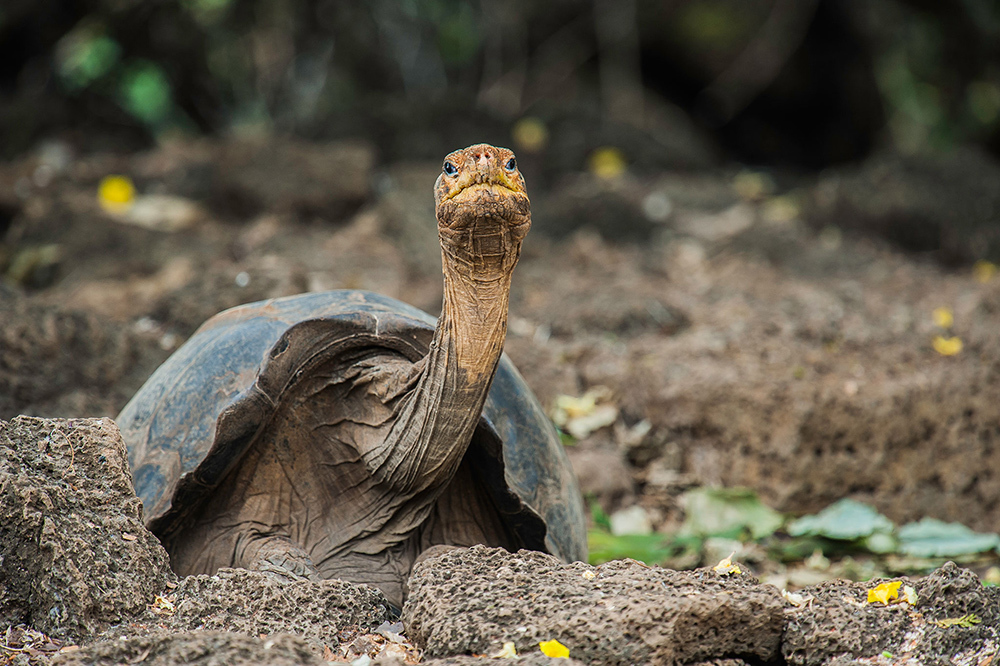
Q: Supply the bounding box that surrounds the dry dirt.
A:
[2,137,1000,664]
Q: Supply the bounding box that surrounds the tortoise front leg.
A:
[235,533,323,583]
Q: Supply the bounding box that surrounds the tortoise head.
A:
[434,144,531,277]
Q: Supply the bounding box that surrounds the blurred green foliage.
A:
[587,490,1000,578]
[120,61,174,126]
[57,29,121,90]
[1,0,999,162]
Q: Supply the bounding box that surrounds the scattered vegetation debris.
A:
[733,170,775,201]
[0,625,71,657]
[551,387,618,439]
[539,639,570,658]
[788,498,894,542]
[867,580,903,605]
[609,505,653,536]
[491,641,518,658]
[897,518,1000,557]
[588,147,627,180]
[932,335,963,356]
[930,614,982,628]
[974,260,997,283]
[98,174,136,214]
[713,553,742,576]
[512,117,549,153]
[149,594,176,616]
[781,590,814,607]
[374,620,406,644]
[932,307,954,328]
[680,486,784,541]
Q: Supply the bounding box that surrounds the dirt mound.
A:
[0,291,168,418]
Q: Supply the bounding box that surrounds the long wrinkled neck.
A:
[364,218,522,495]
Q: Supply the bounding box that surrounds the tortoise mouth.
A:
[445,181,525,203]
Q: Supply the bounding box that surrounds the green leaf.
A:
[120,61,173,125]
[788,499,894,541]
[587,529,692,566]
[679,487,784,540]
[58,32,121,89]
[931,613,981,628]
[589,498,612,532]
[897,518,1000,558]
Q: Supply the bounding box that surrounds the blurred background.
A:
[2,0,999,168]
[3,0,1000,585]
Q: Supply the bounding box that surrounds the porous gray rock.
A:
[403,545,784,665]
[52,631,323,666]
[783,561,1000,666]
[0,417,172,640]
[374,657,588,666]
[149,568,391,645]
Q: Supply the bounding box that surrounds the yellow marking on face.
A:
[444,181,523,202]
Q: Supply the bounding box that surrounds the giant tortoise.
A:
[117,143,587,608]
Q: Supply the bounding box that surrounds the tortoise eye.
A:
[443,161,458,176]
[504,157,517,171]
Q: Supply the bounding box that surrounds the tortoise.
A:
[117,143,587,609]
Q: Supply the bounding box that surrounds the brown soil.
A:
[2,137,999,665]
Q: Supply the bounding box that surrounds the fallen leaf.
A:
[149,595,176,616]
[680,486,784,540]
[897,518,1000,557]
[539,639,570,659]
[492,641,518,658]
[551,388,618,439]
[932,335,963,356]
[789,498,893,541]
[973,260,997,283]
[867,581,902,605]
[98,175,136,214]
[512,117,548,153]
[588,147,626,179]
[781,590,813,607]
[713,552,741,576]
[932,307,954,329]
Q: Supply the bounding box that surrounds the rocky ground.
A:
[2,137,1000,664]
[2,416,998,665]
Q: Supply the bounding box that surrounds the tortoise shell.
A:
[117,289,587,568]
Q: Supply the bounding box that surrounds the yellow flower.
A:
[98,175,136,214]
[932,336,963,356]
[588,147,626,180]
[539,639,570,659]
[512,117,549,153]
[931,307,953,329]
[867,580,902,605]
[973,260,997,283]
